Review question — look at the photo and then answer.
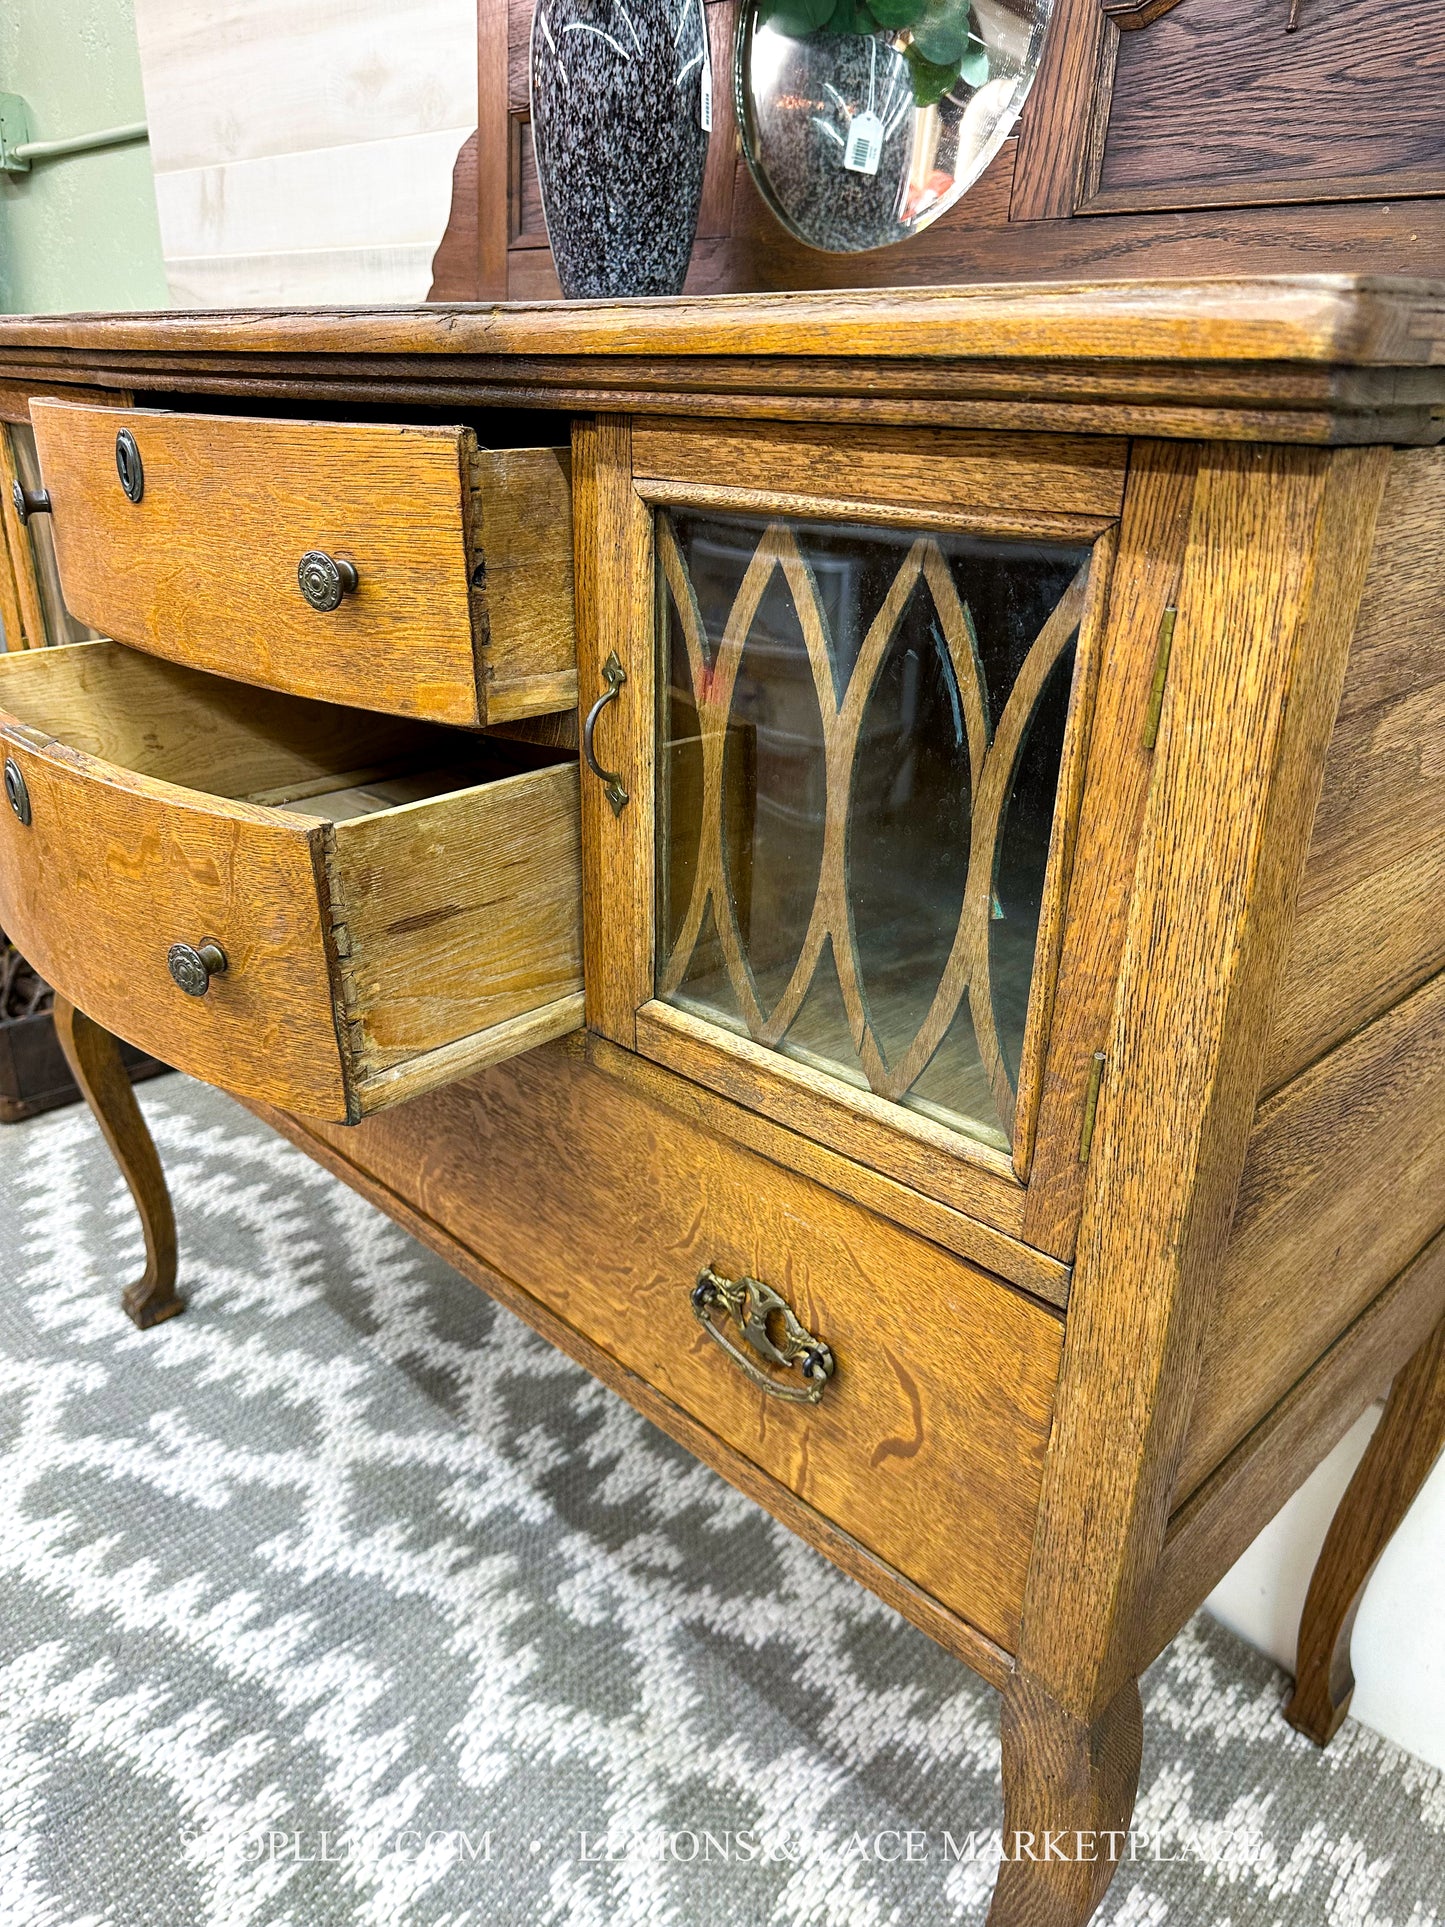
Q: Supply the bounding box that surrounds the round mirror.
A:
[737,0,1053,253]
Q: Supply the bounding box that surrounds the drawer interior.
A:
[0,639,568,811]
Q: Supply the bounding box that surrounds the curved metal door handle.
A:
[582,651,629,817]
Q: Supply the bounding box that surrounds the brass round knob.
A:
[297,550,359,612]
[116,428,144,503]
[167,939,228,997]
[4,756,31,826]
[11,480,51,525]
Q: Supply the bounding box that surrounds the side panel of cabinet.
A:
[1264,447,1445,1095]
[1180,449,1445,1499]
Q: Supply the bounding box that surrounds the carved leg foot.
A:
[1286,1313,1445,1746]
[52,997,182,1329]
[987,1673,1144,1927]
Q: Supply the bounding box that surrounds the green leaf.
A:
[827,0,883,33]
[903,40,963,105]
[757,0,835,33]
[909,0,971,65]
[958,41,990,87]
[868,0,927,28]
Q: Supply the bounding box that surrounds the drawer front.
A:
[303,1042,1064,1652]
[28,402,576,728]
[0,641,583,1121]
[0,714,350,1116]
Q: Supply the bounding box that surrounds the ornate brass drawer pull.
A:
[298,550,359,612]
[691,1265,836,1404]
[582,650,629,816]
[167,940,228,998]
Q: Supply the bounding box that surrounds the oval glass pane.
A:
[737,0,1053,253]
[846,580,972,1072]
[990,637,1076,1086]
[722,562,829,1016]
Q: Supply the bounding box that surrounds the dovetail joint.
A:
[1079,1050,1107,1164]
[1142,605,1177,751]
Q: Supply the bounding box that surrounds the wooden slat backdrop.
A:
[132,0,478,307]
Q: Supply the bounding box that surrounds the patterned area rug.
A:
[2,1075,1444,1927]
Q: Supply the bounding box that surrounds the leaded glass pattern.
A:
[655,509,1094,1153]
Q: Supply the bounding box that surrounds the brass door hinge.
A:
[1142,606,1176,751]
[1079,1050,1107,1164]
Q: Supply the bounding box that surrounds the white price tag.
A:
[699,2,713,133]
[843,110,884,177]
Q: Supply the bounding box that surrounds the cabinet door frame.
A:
[578,414,1195,1257]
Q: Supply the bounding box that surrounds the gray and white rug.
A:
[2,1074,1443,1927]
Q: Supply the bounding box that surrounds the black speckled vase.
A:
[531,0,710,299]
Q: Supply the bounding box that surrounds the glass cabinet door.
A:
[654,508,1099,1157]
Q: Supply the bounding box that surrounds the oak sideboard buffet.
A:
[1,280,1443,1926]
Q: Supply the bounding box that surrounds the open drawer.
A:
[0,641,583,1121]
[27,401,576,728]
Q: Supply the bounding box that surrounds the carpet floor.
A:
[1,1073,1442,1927]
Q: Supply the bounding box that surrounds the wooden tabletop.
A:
[1,278,1443,444]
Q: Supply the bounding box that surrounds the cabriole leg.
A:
[52,996,182,1329]
[1286,1313,1445,1746]
[987,1673,1144,1927]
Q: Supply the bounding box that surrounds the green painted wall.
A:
[0,0,166,314]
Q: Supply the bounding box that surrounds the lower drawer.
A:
[294,1040,1064,1652]
[0,641,582,1120]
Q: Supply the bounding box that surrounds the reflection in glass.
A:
[737,0,1053,254]
[656,509,1091,1153]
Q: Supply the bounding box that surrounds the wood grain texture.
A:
[1180,969,1445,1499]
[1096,0,1445,211]
[1266,448,1445,1091]
[52,996,183,1330]
[35,404,575,726]
[1010,528,1118,1184]
[247,1082,1019,1690]
[631,421,1128,518]
[589,1033,1072,1307]
[638,999,1030,1236]
[1022,442,1199,1251]
[0,685,348,1118]
[32,402,486,725]
[274,1039,1063,1652]
[1144,1227,1445,1670]
[328,763,582,1072]
[988,1676,1143,1927]
[1,277,1444,371]
[0,640,586,1122]
[1009,0,1117,221]
[1014,443,1391,1723]
[426,129,481,302]
[4,342,1445,449]
[1286,1311,1445,1746]
[0,640,440,797]
[577,415,655,1047]
[682,169,1445,300]
[0,427,48,652]
[467,442,577,720]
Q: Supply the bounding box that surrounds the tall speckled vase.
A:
[531,0,710,299]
